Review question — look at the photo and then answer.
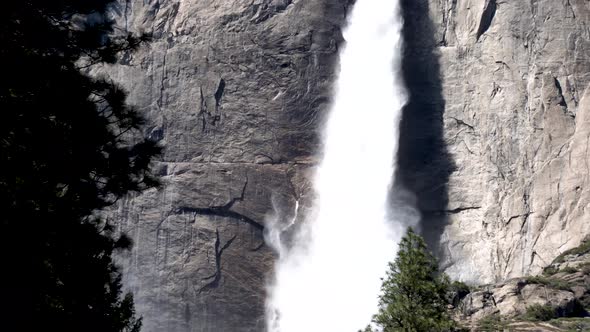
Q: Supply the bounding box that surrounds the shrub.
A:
[553,240,590,264]
[523,304,558,321]
[561,266,579,274]
[543,266,559,276]
[477,314,508,331]
[450,281,471,294]
[525,276,572,291]
[549,317,590,331]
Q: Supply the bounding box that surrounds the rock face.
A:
[455,249,590,330]
[458,279,578,322]
[102,0,590,330]
[101,0,351,331]
[400,0,590,284]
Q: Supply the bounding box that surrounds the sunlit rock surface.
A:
[401,0,590,284]
[454,250,590,330]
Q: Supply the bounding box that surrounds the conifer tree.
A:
[369,228,456,332]
[0,1,159,331]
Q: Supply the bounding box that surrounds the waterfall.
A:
[266,0,407,331]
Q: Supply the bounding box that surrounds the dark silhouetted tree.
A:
[0,1,159,331]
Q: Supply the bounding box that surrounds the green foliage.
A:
[553,240,590,264]
[543,265,560,276]
[525,276,573,291]
[370,228,456,332]
[477,314,509,332]
[545,264,581,276]
[450,281,471,294]
[549,317,590,331]
[561,266,579,274]
[1,1,159,331]
[523,304,558,321]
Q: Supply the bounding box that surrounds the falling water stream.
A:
[266,0,407,331]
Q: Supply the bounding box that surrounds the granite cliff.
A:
[400,0,590,285]
[101,0,590,330]
[101,1,350,331]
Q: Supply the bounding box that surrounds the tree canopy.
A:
[367,228,456,332]
[0,1,159,331]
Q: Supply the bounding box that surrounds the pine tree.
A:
[0,1,159,331]
[370,228,456,332]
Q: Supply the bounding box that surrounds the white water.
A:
[266,0,407,331]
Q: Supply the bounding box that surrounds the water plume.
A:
[266,0,408,330]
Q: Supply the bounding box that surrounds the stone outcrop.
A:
[100,1,351,331]
[400,0,590,284]
[101,0,590,330]
[454,248,590,330]
[458,279,578,322]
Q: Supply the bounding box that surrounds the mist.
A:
[265,0,409,331]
